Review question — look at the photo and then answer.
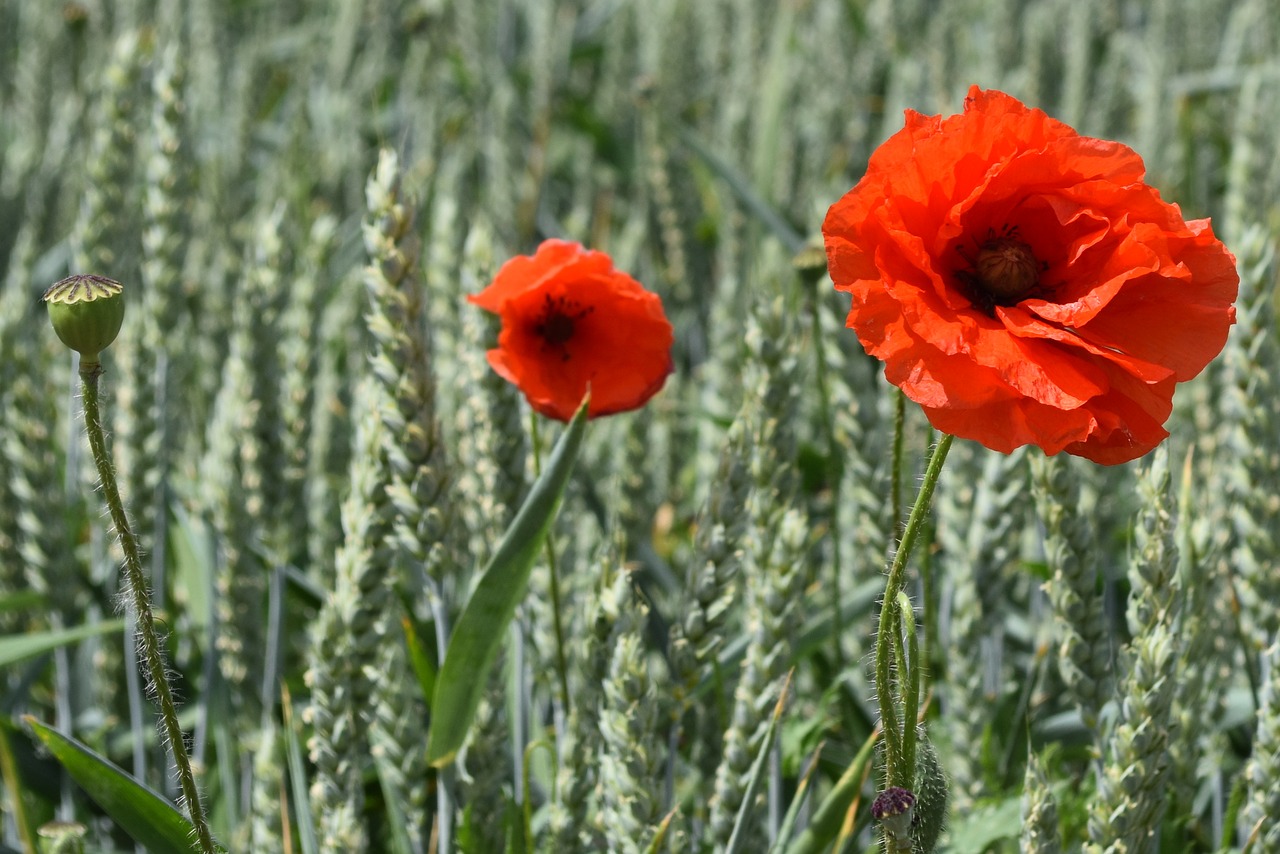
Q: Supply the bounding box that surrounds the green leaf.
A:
[677,125,805,253]
[401,612,438,709]
[24,717,226,853]
[0,618,126,667]
[644,809,677,854]
[726,671,793,854]
[784,729,878,854]
[0,719,38,853]
[169,503,216,631]
[0,589,45,614]
[373,753,414,854]
[945,794,1021,854]
[771,743,824,852]
[426,398,590,767]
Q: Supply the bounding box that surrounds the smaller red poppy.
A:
[468,239,674,422]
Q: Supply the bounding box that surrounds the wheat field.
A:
[1,0,1279,852]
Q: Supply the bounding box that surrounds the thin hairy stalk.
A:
[80,364,215,853]
[876,433,953,791]
[891,392,906,539]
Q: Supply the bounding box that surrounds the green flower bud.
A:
[43,274,125,365]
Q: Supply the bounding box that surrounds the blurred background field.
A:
[1,0,1279,851]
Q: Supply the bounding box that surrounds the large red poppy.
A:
[823,87,1238,464]
[468,239,674,422]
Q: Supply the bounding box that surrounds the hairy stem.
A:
[80,363,216,853]
[876,433,953,791]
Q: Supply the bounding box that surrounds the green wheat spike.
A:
[707,294,803,846]
[203,205,288,725]
[1086,446,1181,852]
[457,685,514,854]
[71,30,145,280]
[241,724,285,852]
[306,378,397,854]
[548,555,628,852]
[1032,453,1113,733]
[708,508,808,846]
[1241,641,1280,848]
[280,215,339,569]
[1021,751,1062,854]
[937,444,1028,806]
[453,218,527,568]
[1218,226,1280,651]
[598,573,668,854]
[116,41,191,610]
[305,283,363,588]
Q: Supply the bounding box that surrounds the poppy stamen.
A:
[534,293,594,361]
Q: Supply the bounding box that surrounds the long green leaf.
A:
[401,612,438,710]
[0,590,44,614]
[281,685,319,854]
[784,729,879,854]
[373,752,415,854]
[426,399,590,767]
[770,742,824,852]
[0,619,126,667]
[0,719,37,853]
[24,717,225,854]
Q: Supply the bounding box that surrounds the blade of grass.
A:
[770,742,824,852]
[0,590,45,614]
[644,809,677,854]
[426,398,590,768]
[401,612,438,709]
[281,685,318,854]
[0,619,126,667]
[373,754,415,854]
[0,719,38,853]
[784,729,879,854]
[676,125,806,254]
[24,717,225,853]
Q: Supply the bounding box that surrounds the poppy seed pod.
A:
[43,274,126,366]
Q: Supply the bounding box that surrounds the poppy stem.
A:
[875,433,953,793]
[891,392,906,540]
[529,412,573,718]
[79,363,217,853]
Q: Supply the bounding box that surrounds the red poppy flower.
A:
[823,86,1238,464]
[468,239,674,422]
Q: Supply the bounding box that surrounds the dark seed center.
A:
[540,312,576,345]
[533,294,594,361]
[974,236,1041,302]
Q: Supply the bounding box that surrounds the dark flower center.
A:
[533,293,594,361]
[975,236,1040,301]
[956,225,1047,314]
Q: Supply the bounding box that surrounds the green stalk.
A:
[529,413,572,717]
[896,590,920,785]
[875,433,953,792]
[891,392,906,539]
[79,362,216,853]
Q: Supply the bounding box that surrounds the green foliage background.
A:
[0,0,1278,851]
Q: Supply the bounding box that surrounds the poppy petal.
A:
[822,85,1238,464]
